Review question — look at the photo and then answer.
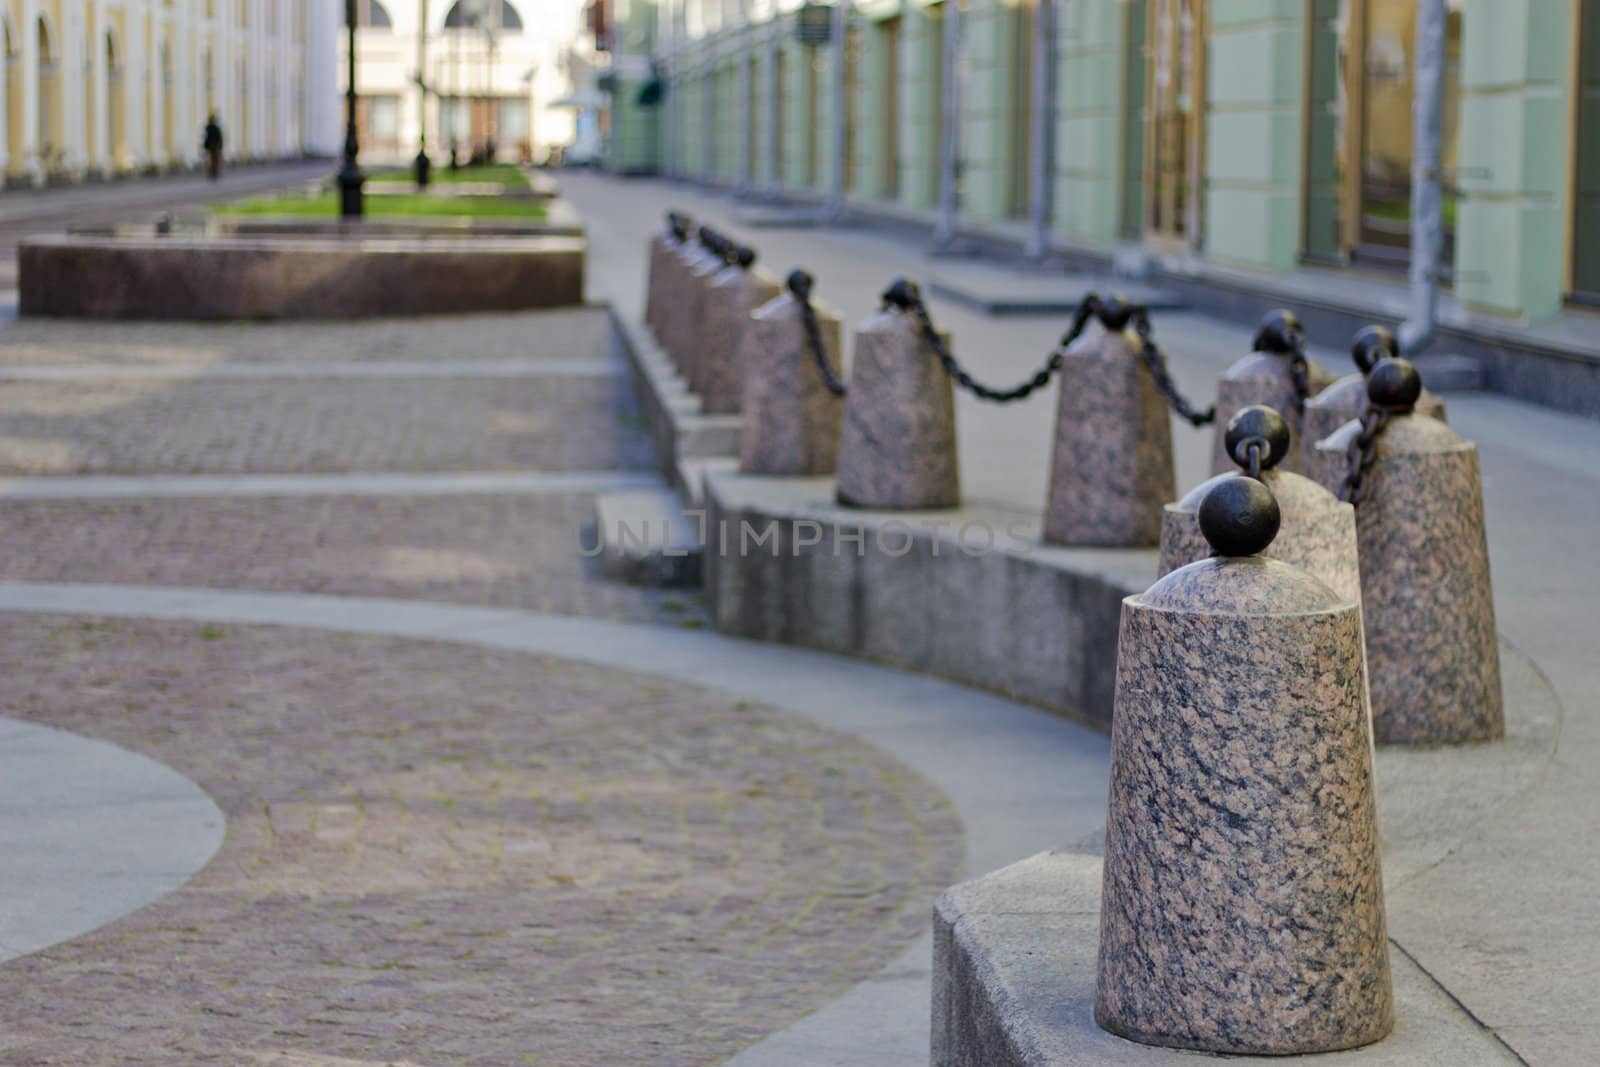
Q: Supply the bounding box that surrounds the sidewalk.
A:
[0,298,1106,1064]
[562,170,1600,1064]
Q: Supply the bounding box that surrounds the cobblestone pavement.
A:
[0,615,961,1065]
[0,375,653,475]
[0,495,700,624]
[0,311,614,367]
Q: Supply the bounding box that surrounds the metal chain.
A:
[1287,329,1313,415]
[884,281,1095,404]
[1235,437,1266,480]
[1129,307,1217,427]
[1339,404,1391,506]
[786,271,848,398]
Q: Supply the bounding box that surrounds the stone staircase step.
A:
[592,488,703,588]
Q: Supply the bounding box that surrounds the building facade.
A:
[341,0,580,165]
[3,0,340,183]
[623,0,1599,325]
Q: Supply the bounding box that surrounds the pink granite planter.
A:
[19,233,585,320]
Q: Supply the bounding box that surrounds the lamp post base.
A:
[337,164,366,219]
[413,150,431,189]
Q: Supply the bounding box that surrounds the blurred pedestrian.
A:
[203,114,224,181]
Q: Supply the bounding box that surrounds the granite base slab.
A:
[935,641,1556,1064]
[933,852,1519,1067]
[19,233,586,319]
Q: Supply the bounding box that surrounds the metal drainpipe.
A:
[767,25,781,195]
[935,0,962,246]
[738,1,753,194]
[1024,0,1057,259]
[1399,0,1444,355]
[828,0,850,220]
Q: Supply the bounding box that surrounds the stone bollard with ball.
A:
[1042,296,1176,547]
[739,270,846,476]
[1211,309,1333,475]
[661,229,719,372]
[1096,475,1393,1055]
[1303,325,1447,468]
[696,243,781,415]
[1314,359,1503,745]
[645,211,691,341]
[835,279,960,509]
[1162,404,1360,604]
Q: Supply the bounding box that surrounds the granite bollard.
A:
[1303,325,1446,467]
[680,231,734,385]
[1162,404,1360,604]
[1211,309,1332,475]
[1097,476,1393,1055]
[1314,360,1503,744]
[696,246,780,414]
[1043,299,1174,547]
[739,271,845,475]
[644,211,691,340]
[660,233,714,370]
[835,281,960,509]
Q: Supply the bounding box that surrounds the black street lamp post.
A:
[414,0,431,187]
[338,0,366,217]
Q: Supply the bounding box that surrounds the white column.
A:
[303,0,340,154]
[87,2,108,168]
[123,0,144,165]
[61,3,85,169]
[20,0,40,177]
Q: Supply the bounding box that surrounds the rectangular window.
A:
[370,95,400,140]
[499,98,530,140]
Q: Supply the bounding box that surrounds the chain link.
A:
[786,271,849,398]
[1129,307,1217,427]
[883,281,1093,404]
[1339,404,1390,506]
[1287,330,1313,415]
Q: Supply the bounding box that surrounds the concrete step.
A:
[592,488,703,588]
[675,454,740,510]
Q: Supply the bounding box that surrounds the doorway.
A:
[1143,0,1204,248]
[1571,2,1600,304]
[1337,0,1463,270]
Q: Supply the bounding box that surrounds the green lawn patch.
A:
[370,163,529,188]
[217,191,547,219]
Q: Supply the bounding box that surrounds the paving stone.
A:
[0,615,963,1066]
[0,375,652,475]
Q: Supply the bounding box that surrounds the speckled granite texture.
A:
[1160,469,1360,605]
[1314,416,1504,744]
[835,308,960,510]
[739,292,845,476]
[1211,352,1332,475]
[661,244,714,372]
[679,252,729,389]
[1043,325,1174,547]
[698,268,781,415]
[643,231,675,340]
[1097,556,1392,1054]
[1303,373,1446,468]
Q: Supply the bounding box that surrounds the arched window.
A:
[358,0,393,29]
[443,0,522,32]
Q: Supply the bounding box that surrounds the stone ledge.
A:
[19,234,586,320]
[933,852,1520,1066]
[610,309,742,490]
[703,468,1147,731]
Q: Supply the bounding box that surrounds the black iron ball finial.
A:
[1367,357,1422,412]
[1351,325,1398,375]
[1096,294,1134,332]
[1198,476,1282,558]
[1253,309,1304,355]
[882,278,922,311]
[787,269,814,301]
[733,245,757,269]
[1224,405,1292,473]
